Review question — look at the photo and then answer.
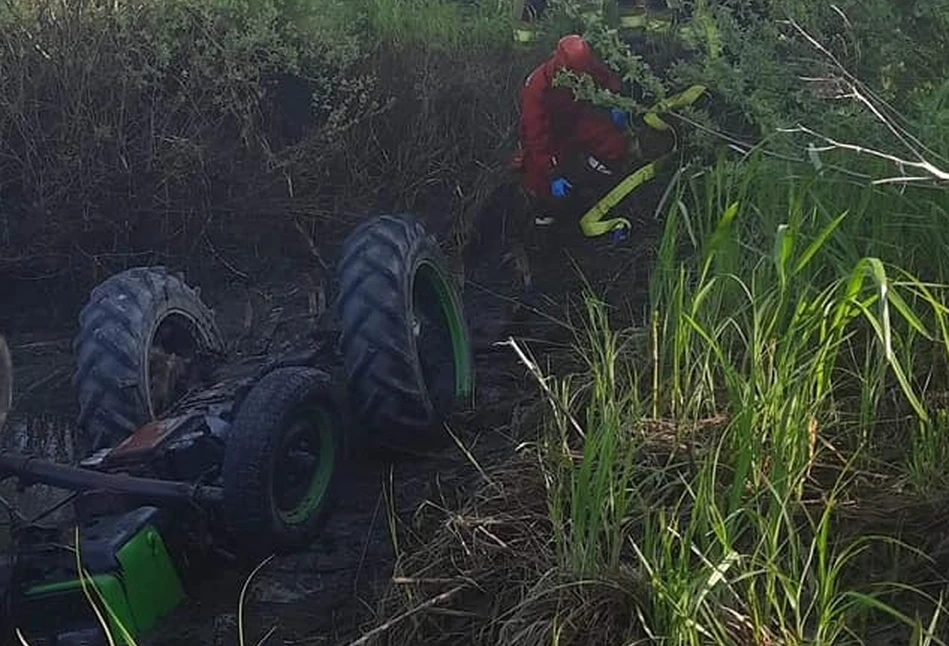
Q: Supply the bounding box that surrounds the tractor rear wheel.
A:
[335,214,474,450]
[72,267,225,457]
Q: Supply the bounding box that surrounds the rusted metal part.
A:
[0,344,337,512]
[105,415,192,465]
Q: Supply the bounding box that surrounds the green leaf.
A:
[793,210,848,277]
[773,223,792,288]
[887,287,933,340]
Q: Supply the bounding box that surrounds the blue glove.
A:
[550,177,572,199]
[610,108,629,129]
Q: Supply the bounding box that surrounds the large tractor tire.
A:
[72,267,225,456]
[222,366,346,557]
[336,214,475,450]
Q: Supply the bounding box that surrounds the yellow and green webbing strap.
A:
[616,4,698,38]
[578,84,708,238]
[618,11,672,33]
[512,0,698,42]
[511,0,538,43]
[643,84,707,131]
[514,25,538,43]
[579,160,657,237]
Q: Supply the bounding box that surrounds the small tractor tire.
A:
[222,366,346,557]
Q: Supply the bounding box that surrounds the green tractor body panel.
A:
[26,574,136,640]
[17,507,186,645]
[116,523,187,635]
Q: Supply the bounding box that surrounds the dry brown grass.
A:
[362,448,651,646]
[0,0,536,288]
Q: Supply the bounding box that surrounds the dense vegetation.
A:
[4,0,949,644]
[0,0,533,287]
[375,2,949,645]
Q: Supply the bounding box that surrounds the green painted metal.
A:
[24,524,185,644]
[116,524,186,636]
[26,574,137,641]
[417,261,474,403]
[276,408,336,525]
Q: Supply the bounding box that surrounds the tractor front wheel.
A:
[221,366,346,557]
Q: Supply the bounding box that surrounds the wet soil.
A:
[0,180,664,645]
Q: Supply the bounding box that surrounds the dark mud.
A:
[0,180,663,645]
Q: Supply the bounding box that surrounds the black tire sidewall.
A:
[72,267,224,456]
[336,215,474,451]
[222,366,346,557]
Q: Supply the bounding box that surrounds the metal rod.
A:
[0,453,224,505]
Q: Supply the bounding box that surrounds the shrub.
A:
[0,0,534,286]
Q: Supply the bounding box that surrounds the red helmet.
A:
[553,35,595,73]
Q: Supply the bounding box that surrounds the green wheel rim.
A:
[414,261,474,408]
[274,406,336,525]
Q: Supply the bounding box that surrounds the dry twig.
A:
[779,18,949,187]
[342,585,466,646]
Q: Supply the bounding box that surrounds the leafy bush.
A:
[0,0,355,275]
[0,0,532,284]
[538,0,949,173]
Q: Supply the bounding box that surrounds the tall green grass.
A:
[538,154,949,644]
[541,293,643,577]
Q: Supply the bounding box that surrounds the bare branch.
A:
[780,17,949,184]
[777,125,949,185]
[830,4,853,31]
[871,176,938,186]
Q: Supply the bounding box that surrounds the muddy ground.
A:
[0,180,663,645]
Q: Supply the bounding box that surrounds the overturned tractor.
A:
[0,214,475,646]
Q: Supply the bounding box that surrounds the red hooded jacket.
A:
[517,50,623,198]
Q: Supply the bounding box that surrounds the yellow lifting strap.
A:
[643,84,707,131]
[513,26,537,43]
[618,12,676,33]
[577,84,708,237]
[579,161,657,237]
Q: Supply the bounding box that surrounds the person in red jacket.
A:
[513,34,632,226]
